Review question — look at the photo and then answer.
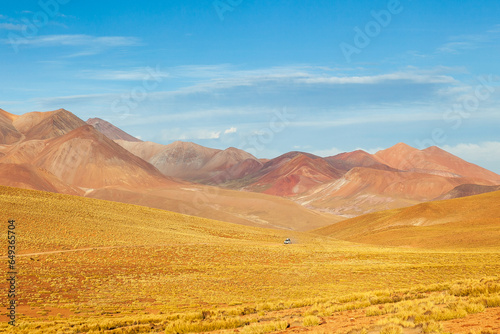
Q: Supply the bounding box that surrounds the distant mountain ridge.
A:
[1,107,499,229]
[115,139,260,181]
[0,107,342,231]
[374,143,500,183]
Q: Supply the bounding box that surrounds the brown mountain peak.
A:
[220,146,257,158]
[422,145,448,154]
[13,108,86,140]
[86,117,142,142]
[385,142,419,153]
[333,149,371,160]
[65,124,103,140]
[374,142,423,170]
[53,108,71,114]
[34,124,169,189]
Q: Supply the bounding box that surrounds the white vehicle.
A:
[284,238,291,244]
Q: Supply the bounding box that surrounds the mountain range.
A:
[1,107,499,230]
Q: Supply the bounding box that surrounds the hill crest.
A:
[314,190,500,248]
[87,118,142,142]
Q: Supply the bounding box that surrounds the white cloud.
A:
[161,128,222,141]
[0,23,27,31]
[224,127,237,134]
[363,147,385,154]
[2,34,141,56]
[3,34,140,47]
[296,72,456,85]
[293,145,312,150]
[438,42,476,54]
[289,111,443,128]
[169,66,456,92]
[204,131,221,139]
[80,68,170,81]
[311,147,343,157]
[441,142,500,173]
[437,25,500,54]
[38,65,462,112]
[121,66,459,108]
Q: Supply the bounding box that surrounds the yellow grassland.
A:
[1,186,500,333]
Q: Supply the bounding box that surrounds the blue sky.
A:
[1,0,500,172]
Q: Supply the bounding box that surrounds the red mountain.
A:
[375,143,500,183]
[295,166,488,217]
[246,152,344,196]
[2,108,500,229]
[225,158,264,180]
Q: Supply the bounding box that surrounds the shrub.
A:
[240,321,288,334]
[380,323,403,334]
[303,315,320,327]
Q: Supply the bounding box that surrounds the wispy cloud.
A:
[0,22,27,31]
[36,92,115,106]
[438,42,477,54]
[161,128,222,141]
[77,65,457,93]
[10,34,140,47]
[34,65,467,129]
[438,25,500,54]
[311,147,343,157]
[140,66,458,103]
[289,111,444,128]
[1,34,141,56]
[80,68,170,81]
[295,72,455,85]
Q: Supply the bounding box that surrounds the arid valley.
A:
[1,108,500,333]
